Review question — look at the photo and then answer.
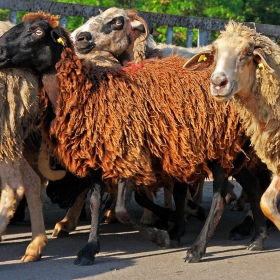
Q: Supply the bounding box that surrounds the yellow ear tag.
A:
[57,37,65,46]
[198,54,207,62]
[258,63,265,71]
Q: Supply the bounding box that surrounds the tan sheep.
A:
[183,20,280,229]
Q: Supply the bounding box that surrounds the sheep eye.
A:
[35,29,43,36]
[115,19,123,26]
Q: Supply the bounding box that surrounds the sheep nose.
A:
[76,32,93,43]
[211,72,228,89]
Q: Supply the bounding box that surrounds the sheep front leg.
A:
[74,171,102,266]
[185,162,228,263]
[19,156,47,262]
[260,175,280,230]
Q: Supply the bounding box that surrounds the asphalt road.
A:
[1,180,280,280]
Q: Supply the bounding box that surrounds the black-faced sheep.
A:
[0,13,267,266]
[183,20,280,230]
[0,20,51,262]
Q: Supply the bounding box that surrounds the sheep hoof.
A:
[57,230,70,238]
[21,254,41,262]
[145,227,170,248]
[184,251,202,263]
[247,240,264,251]
[74,242,99,266]
[74,256,95,266]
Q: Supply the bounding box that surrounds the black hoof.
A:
[247,240,264,251]
[74,242,100,266]
[57,230,70,238]
[74,256,95,266]
[184,250,202,263]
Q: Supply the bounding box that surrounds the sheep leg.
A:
[260,175,280,230]
[168,181,187,245]
[140,190,154,226]
[74,170,102,266]
[234,167,267,250]
[135,182,188,244]
[0,159,23,236]
[116,178,170,248]
[19,156,47,262]
[101,192,117,223]
[229,165,271,243]
[52,188,89,238]
[185,162,229,263]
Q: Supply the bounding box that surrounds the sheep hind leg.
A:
[74,170,103,266]
[260,175,280,230]
[234,167,268,250]
[0,161,19,236]
[134,182,187,246]
[229,166,270,242]
[52,188,89,238]
[140,190,154,226]
[185,162,229,263]
[19,156,47,262]
[116,178,170,248]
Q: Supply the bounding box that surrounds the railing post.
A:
[59,16,67,28]
[186,29,193,47]
[166,26,173,44]
[198,29,211,46]
[9,10,17,24]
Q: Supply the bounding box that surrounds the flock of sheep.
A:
[0,7,279,266]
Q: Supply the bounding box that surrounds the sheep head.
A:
[183,20,275,102]
[0,12,73,74]
[71,7,149,61]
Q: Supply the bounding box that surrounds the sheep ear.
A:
[51,28,68,47]
[253,48,274,73]
[130,20,145,33]
[183,51,214,71]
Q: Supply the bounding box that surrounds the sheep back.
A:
[43,49,248,186]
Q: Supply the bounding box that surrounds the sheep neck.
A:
[42,70,59,111]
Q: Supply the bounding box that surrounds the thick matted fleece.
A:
[0,69,39,161]
[41,49,248,186]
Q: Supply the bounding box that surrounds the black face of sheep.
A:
[0,13,70,74]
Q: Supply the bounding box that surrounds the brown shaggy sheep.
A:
[0,13,267,266]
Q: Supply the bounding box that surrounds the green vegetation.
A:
[1,0,279,45]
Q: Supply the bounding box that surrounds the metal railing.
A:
[1,0,280,46]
